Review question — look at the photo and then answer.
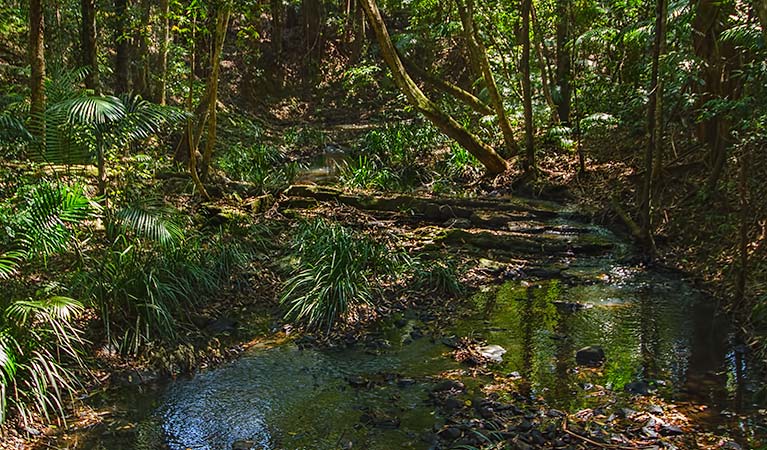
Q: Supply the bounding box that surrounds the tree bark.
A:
[521,0,535,172]
[200,3,232,181]
[639,0,666,255]
[455,0,520,157]
[359,0,508,174]
[80,0,99,92]
[271,0,284,61]
[555,0,571,124]
[114,0,130,93]
[29,0,46,136]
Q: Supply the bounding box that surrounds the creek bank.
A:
[31,186,766,450]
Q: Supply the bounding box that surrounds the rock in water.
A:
[575,345,605,366]
[477,345,507,363]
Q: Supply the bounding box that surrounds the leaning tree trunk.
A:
[200,3,232,181]
[29,0,45,138]
[359,0,508,174]
[401,56,494,116]
[521,0,535,172]
[639,0,666,255]
[455,0,520,157]
[81,0,99,92]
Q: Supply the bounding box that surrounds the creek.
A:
[54,197,761,450]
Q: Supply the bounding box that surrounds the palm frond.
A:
[0,250,23,279]
[15,182,94,258]
[114,206,185,246]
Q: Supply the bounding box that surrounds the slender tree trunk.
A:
[455,0,520,157]
[80,0,99,92]
[555,0,571,124]
[521,0,535,172]
[349,2,367,63]
[302,0,323,73]
[200,4,232,181]
[639,0,666,255]
[114,0,130,93]
[531,5,557,122]
[359,0,508,174]
[132,0,151,98]
[733,147,749,311]
[29,0,46,137]
[157,0,170,105]
[271,0,284,61]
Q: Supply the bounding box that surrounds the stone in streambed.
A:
[575,345,605,366]
[432,379,465,392]
[232,440,260,450]
[477,344,506,363]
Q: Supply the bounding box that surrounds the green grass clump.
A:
[281,219,401,331]
[216,143,298,193]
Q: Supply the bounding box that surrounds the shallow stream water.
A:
[54,211,762,450]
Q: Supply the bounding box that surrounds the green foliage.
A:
[341,123,445,191]
[0,296,84,426]
[281,219,400,331]
[6,182,96,260]
[413,258,463,296]
[441,143,482,179]
[341,62,382,100]
[339,155,398,191]
[216,142,299,193]
[283,126,327,148]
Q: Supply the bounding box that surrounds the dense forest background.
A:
[0,0,766,445]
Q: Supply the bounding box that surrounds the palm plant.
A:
[0,181,90,425]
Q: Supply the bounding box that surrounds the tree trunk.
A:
[693,0,737,192]
[200,4,232,181]
[531,5,557,122]
[349,2,367,63]
[157,0,170,105]
[29,0,45,137]
[359,0,508,174]
[80,0,99,92]
[401,57,494,116]
[114,0,130,93]
[733,147,749,311]
[555,0,571,124]
[639,0,666,255]
[271,0,284,61]
[756,0,767,42]
[521,0,535,172]
[302,0,323,73]
[132,0,152,98]
[455,0,520,158]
